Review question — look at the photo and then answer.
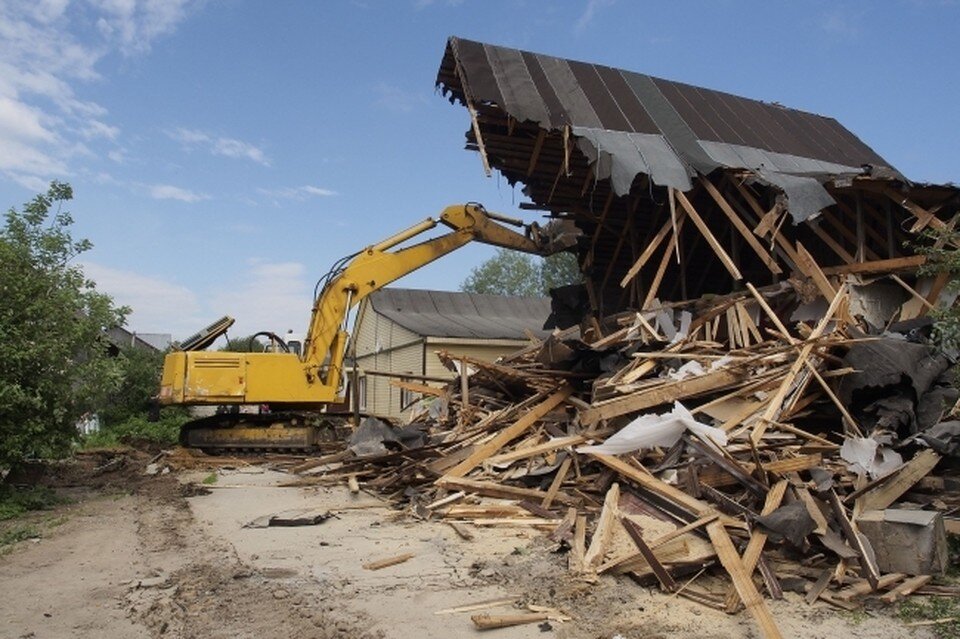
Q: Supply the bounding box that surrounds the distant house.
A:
[351,288,551,420]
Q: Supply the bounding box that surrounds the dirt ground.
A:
[0,451,936,639]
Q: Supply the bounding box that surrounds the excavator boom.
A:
[158,204,558,452]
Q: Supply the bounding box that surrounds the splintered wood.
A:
[296,277,957,639]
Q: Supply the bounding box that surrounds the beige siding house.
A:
[351,288,551,420]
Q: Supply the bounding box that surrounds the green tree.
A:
[916,226,960,350]
[461,249,582,296]
[99,346,165,427]
[220,335,267,352]
[0,182,127,468]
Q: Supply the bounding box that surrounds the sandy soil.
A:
[0,454,935,639]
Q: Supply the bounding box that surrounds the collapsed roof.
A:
[367,288,551,340]
[437,37,960,316]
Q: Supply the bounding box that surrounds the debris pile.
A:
[293,280,959,638]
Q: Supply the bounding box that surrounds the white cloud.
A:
[257,185,338,201]
[81,261,205,335]
[169,127,271,166]
[209,259,313,337]
[80,258,312,339]
[574,0,615,34]
[81,119,120,140]
[148,183,208,202]
[0,1,200,188]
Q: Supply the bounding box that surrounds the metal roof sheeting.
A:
[438,37,899,221]
[367,288,551,340]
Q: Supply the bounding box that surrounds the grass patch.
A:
[0,524,40,550]
[201,472,218,485]
[0,485,65,521]
[82,409,187,449]
[900,597,960,638]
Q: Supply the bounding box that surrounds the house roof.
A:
[437,36,898,221]
[366,288,551,340]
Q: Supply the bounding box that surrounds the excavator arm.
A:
[159,204,554,414]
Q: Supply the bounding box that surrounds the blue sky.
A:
[1,0,958,339]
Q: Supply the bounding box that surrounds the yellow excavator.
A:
[158,203,562,452]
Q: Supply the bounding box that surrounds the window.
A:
[357,376,367,411]
[399,372,420,411]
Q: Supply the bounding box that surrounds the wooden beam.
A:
[706,521,784,639]
[620,205,679,287]
[674,188,743,280]
[526,129,546,176]
[700,176,782,274]
[820,254,926,275]
[444,385,573,478]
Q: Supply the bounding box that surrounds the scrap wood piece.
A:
[621,517,677,591]
[723,479,788,612]
[673,188,743,280]
[589,453,718,519]
[699,175,782,275]
[706,520,784,639]
[835,573,905,601]
[569,513,587,574]
[436,476,577,506]
[549,507,577,542]
[805,568,834,605]
[855,449,941,512]
[600,537,692,575]
[752,283,848,443]
[471,613,550,630]
[620,208,686,288]
[363,552,415,571]
[583,483,621,570]
[486,435,586,466]
[434,595,519,615]
[828,489,880,590]
[582,367,748,426]
[447,521,475,540]
[444,385,573,478]
[880,575,932,604]
[541,456,573,509]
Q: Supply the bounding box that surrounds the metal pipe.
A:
[371,218,438,252]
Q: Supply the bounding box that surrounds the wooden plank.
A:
[471,613,550,630]
[856,449,941,512]
[570,514,587,573]
[752,284,847,442]
[724,480,788,612]
[526,129,546,176]
[796,242,838,300]
[584,483,621,570]
[444,385,572,478]
[620,208,681,287]
[821,254,926,275]
[836,573,905,601]
[582,367,747,425]
[621,517,677,591]
[642,219,685,310]
[434,596,519,615]
[363,553,415,570]
[541,456,573,509]
[590,453,716,517]
[436,476,577,506]
[805,568,833,605]
[828,489,880,590]
[706,521,784,639]
[700,176,782,274]
[674,188,743,280]
[880,575,932,604]
[486,436,586,466]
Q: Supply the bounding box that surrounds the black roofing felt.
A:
[367,288,551,340]
[437,37,899,220]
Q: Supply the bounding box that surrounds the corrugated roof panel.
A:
[368,288,551,340]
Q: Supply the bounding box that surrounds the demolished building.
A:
[280,37,960,639]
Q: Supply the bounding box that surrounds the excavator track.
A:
[180,411,348,454]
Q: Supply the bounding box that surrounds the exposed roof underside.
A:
[368,288,551,340]
[438,37,899,222]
